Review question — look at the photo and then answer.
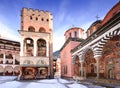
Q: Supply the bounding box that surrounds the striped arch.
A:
[81,46,95,61]
[93,28,120,58]
[72,55,80,64]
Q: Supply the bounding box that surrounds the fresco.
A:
[102,35,120,80]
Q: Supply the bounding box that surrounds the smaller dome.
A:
[91,20,102,27]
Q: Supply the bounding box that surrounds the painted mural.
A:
[101,35,120,80]
[84,49,96,77]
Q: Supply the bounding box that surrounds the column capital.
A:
[94,55,102,60]
[34,38,37,56]
[79,60,84,63]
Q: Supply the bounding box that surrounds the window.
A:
[64,65,67,74]
[39,27,46,32]
[65,65,67,74]
[24,38,34,56]
[41,18,44,21]
[46,19,49,22]
[0,54,3,58]
[30,16,32,20]
[5,54,13,59]
[36,17,38,20]
[69,33,71,38]
[74,31,77,38]
[37,39,46,56]
[28,26,35,32]
[64,66,66,74]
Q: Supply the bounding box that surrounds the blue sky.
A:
[0,0,119,52]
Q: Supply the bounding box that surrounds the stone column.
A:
[46,41,49,57]
[3,52,6,64]
[20,38,24,56]
[13,54,15,65]
[80,61,84,77]
[3,68,5,76]
[95,57,101,79]
[34,39,37,56]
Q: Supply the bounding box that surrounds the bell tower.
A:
[19,8,53,79]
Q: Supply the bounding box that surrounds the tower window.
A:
[39,27,46,32]
[46,19,49,22]
[74,31,77,38]
[30,16,32,20]
[69,33,71,38]
[41,18,44,21]
[36,17,38,21]
[37,39,46,56]
[28,26,35,32]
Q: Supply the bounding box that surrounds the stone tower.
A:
[19,8,53,79]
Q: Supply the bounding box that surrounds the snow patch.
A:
[68,83,88,88]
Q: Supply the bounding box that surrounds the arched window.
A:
[28,26,35,32]
[0,54,3,58]
[30,16,32,20]
[74,31,77,38]
[39,27,46,32]
[5,54,13,59]
[41,18,44,21]
[37,39,46,56]
[36,17,38,21]
[46,19,49,22]
[24,38,34,56]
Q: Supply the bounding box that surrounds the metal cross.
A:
[96,15,99,21]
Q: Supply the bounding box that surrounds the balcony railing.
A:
[20,56,49,67]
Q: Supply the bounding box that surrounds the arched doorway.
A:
[5,66,13,75]
[35,68,48,79]
[22,67,35,79]
[84,49,96,78]
[91,64,95,73]
[108,69,114,79]
[102,35,120,80]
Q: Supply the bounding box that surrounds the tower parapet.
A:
[21,8,53,33]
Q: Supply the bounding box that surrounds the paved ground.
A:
[0,76,120,88]
[73,80,120,88]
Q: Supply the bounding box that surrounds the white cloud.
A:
[53,24,69,52]
[53,36,64,52]
[0,21,20,42]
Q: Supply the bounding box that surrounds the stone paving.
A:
[0,76,120,88]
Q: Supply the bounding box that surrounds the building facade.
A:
[72,2,120,80]
[53,51,61,78]
[0,37,20,76]
[19,8,53,79]
[60,27,84,78]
